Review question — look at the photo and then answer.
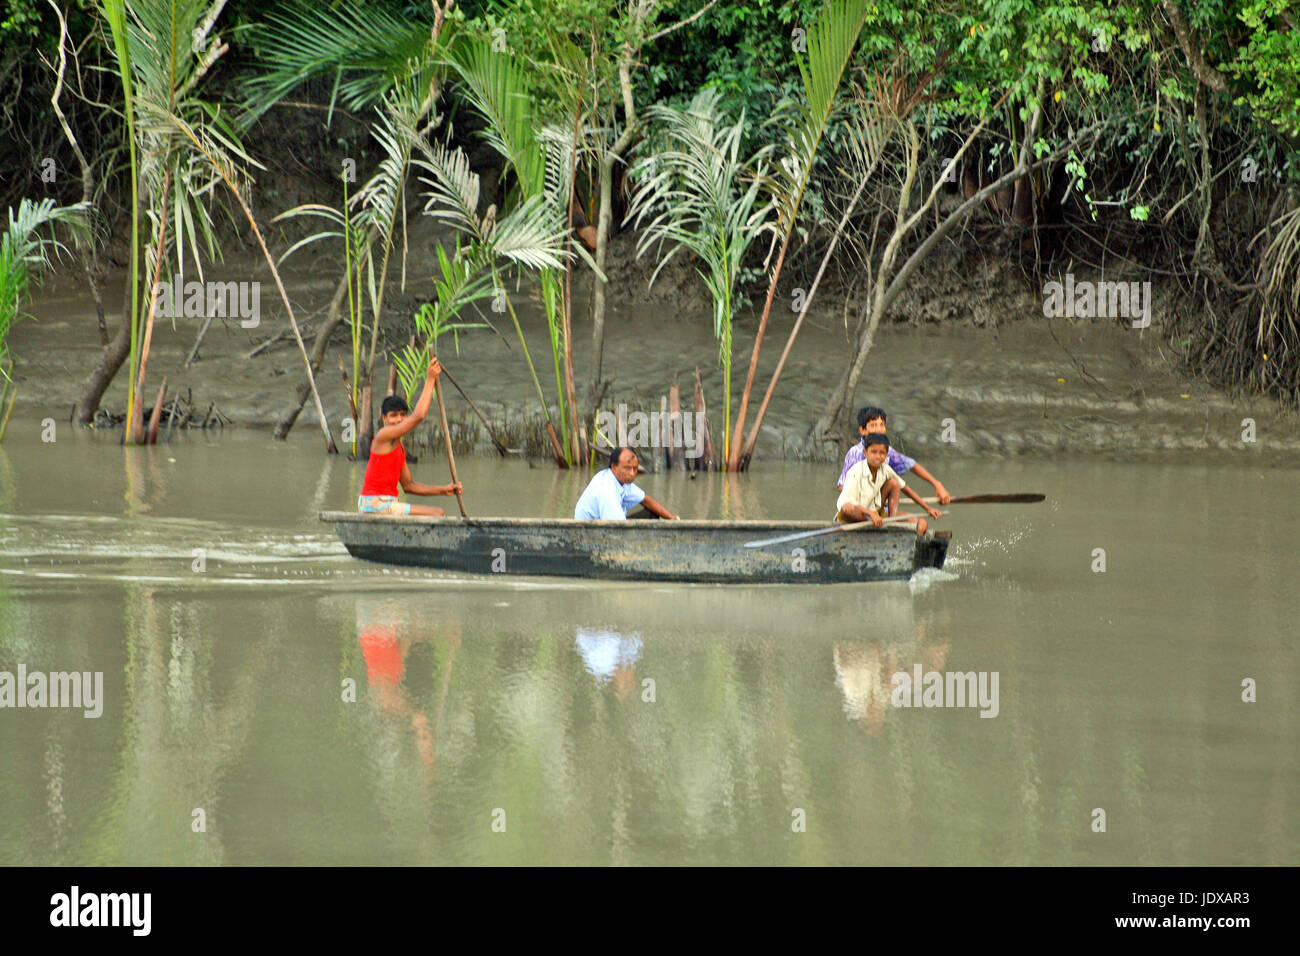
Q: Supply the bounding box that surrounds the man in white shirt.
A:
[836,434,935,533]
[574,447,678,520]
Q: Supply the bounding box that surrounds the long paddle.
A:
[911,493,1045,504]
[744,512,946,550]
[432,357,467,517]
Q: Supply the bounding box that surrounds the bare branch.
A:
[177,40,229,102]
[195,0,232,53]
[880,112,1105,315]
[897,88,1013,239]
[647,0,717,44]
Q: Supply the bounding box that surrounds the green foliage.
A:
[446,34,549,200]
[1,0,93,45]
[394,245,493,405]
[0,199,88,378]
[770,0,871,231]
[640,0,824,113]
[1227,0,1300,137]
[627,88,775,459]
[8,0,1296,417]
[241,0,445,121]
[445,31,582,453]
[2,0,48,41]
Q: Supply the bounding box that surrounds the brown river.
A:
[0,428,1295,865]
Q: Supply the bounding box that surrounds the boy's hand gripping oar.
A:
[744,512,947,550]
[431,352,467,517]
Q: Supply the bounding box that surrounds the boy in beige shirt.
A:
[836,434,935,534]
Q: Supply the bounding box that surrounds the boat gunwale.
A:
[319,511,947,543]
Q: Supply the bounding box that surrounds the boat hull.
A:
[321,513,950,584]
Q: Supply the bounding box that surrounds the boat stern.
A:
[916,529,951,570]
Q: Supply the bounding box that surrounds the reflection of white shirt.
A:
[833,645,887,721]
[836,460,903,515]
[575,628,643,682]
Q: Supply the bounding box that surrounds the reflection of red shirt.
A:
[361,443,405,496]
[361,629,403,685]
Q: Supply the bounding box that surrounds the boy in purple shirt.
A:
[836,406,950,518]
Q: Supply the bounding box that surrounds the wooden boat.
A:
[320,512,950,584]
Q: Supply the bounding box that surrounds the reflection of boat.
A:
[320,513,949,583]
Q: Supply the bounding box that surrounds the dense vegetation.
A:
[1,0,1297,463]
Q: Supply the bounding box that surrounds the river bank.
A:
[13,230,1300,465]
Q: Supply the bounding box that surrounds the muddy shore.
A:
[13,222,1300,465]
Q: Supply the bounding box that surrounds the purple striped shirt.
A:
[837,443,915,488]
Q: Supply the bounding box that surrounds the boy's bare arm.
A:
[901,483,942,519]
[411,356,441,420]
[402,479,463,497]
[398,464,462,497]
[373,358,442,446]
[908,463,950,504]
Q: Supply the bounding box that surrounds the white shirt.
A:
[574,468,646,520]
[836,459,903,515]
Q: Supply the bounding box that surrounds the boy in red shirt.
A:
[357,356,463,516]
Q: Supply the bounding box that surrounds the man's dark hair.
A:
[863,432,889,449]
[856,406,887,428]
[380,395,409,416]
[609,446,635,469]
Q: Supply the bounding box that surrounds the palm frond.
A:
[769,0,870,229]
[241,0,443,122]
[488,194,571,272]
[271,203,354,265]
[446,36,546,198]
[1,200,89,374]
[537,123,578,211]
[625,87,775,458]
[394,244,495,402]
[351,84,423,236]
[414,137,484,239]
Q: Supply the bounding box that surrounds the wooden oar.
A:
[432,358,467,517]
[744,512,946,550]
[910,493,1045,504]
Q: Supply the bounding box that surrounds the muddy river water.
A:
[0,429,1295,864]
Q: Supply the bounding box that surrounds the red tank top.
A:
[361,441,405,496]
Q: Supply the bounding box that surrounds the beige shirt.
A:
[836,459,903,515]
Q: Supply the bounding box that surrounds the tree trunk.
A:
[590,151,618,397]
[737,158,878,468]
[74,315,131,425]
[589,57,639,398]
[357,382,373,461]
[1011,174,1034,225]
[693,369,715,470]
[145,378,167,444]
[813,102,1063,443]
[130,170,173,444]
[728,239,789,470]
[49,4,108,346]
[813,299,879,444]
[562,101,584,465]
